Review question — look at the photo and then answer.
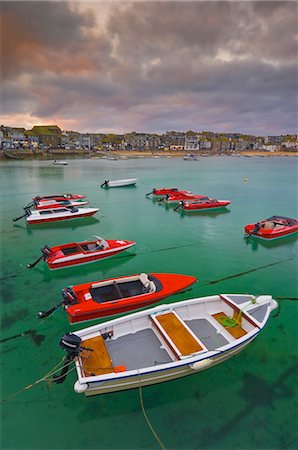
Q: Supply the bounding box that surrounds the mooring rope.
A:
[138,373,166,450]
[0,357,77,404]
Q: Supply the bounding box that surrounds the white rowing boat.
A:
[101,178,138,188]
[53,293,277,396]
[53,160,68,165]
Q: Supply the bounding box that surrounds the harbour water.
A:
[0,156,297,450]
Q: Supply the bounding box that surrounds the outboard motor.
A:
[174,200,184,211]
[37,287,77,319]
[53,333,82,384]
[41,245,52,260]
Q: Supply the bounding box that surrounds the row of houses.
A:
[1,125,297,152]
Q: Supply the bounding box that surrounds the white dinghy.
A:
[53,293,277,396]
[101,178,138,188]
[53,160,68,165]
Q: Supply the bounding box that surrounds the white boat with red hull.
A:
[27,236,136,270]
[32,194,86,202]
[13,206,99,224]
[33,199,89,209]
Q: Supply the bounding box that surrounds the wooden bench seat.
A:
[152,312,203,358]
[212,312,247,339]
[80,335,114,376]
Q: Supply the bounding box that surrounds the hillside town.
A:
[1,124,297,157]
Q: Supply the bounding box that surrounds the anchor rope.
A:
[138,372,166,450]
[0,357,77,404]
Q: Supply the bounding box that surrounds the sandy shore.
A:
[1,149,297,160]
[110,150,297,158]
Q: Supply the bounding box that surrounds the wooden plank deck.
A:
[212,312,247,339]
[80,335,114,376]
[154,312,203,357]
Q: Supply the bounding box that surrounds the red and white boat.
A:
[245,216,298,240]
[175,198,231,212]
[33,198,89,210]
[38,272,197,323]
[146,188,192,199]
[32,194,86,202]
[13,206,99,224]
[27,236,136,270]
[164,192,206,204]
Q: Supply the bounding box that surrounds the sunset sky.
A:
[1,1,297,135]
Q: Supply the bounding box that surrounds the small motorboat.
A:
[101,178,138,188]
[33,199,89,210]
[146,188,192,199]
[27,236,136,270]
[53,160,68,165]
[51,293,277,395]
[13,206,99,224]
[38,272,197,324]
[245,216,298,240]
[105,155,118,161]
[164,192,206,205]
[33,194,86,202]
[174,198,231,212]
[183,154,199,161]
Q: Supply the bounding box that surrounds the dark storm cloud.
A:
[1,1,297,134]
[0,1,108,79]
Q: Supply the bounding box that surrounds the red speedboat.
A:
[27,236,136,270]
[34,198,89,210]
[146,188,192,199]
[38,273,197,323]
[245,216,298,240]
[164,192,206,204]
[32,194,86,202]
[175,198,231,212]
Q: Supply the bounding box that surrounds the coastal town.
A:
[1,124,297,159]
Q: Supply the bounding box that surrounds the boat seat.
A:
[151,311,204,359]
[212,312,247,339]
[81,243,101,252]
[263,221,274,230]
[80,336,114,376]
[61,246,81,256]
[90,282,123,303]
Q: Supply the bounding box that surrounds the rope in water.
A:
[138,375,166,450]
[0,357,77,404]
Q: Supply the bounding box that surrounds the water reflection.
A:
[178,208,231,218]
[244,233,298,251]
[13,217,100,234]
[31,252,136,283]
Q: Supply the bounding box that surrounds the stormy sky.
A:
[0,1,297,135]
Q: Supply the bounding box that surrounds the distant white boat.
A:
[101,178,138,188]
[53,160,68,165]
[106,155,118,161]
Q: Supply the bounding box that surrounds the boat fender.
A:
[74,381,88,394]
[62,288,78,305]
[190,359,212,371]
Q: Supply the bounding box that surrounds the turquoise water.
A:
[0,156,297,450]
